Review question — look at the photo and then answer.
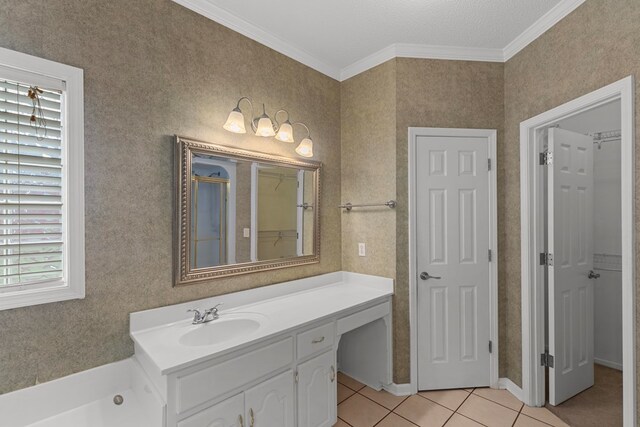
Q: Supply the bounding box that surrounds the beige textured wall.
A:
[340,60,397,279]
[394,58,505,382]
[0,0,341,394]
[502,0,640,387]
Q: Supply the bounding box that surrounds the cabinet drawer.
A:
[176,337,293,414]
[297,322,334,360]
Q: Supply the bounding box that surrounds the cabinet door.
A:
[177,393,244,427]
[297,351,336,427]
[245,370,295,427]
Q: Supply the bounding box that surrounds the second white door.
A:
[415,131,493,390]
[547,127,595,405]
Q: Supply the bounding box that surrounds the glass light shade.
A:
[255,116,276,137]
[295,137,313,158]
[275,121,295,143]
[223,109,246,134]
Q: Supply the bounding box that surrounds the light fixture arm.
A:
[235,96,253,114]
[293,121,311,139]
[251,103,276,134]
[273,109,291,129]
[233,96,254,131]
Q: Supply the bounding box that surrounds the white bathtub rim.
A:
[0,358,163,427]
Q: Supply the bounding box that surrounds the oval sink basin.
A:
[179,316,262,347]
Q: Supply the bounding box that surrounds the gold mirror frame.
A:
[174,135,321,285]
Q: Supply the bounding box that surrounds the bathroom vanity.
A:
[130,272,394,427]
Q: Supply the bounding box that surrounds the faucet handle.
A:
[205,303,223,316]
[187,308,203,323]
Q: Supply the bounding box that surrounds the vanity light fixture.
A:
[224,97,314,157]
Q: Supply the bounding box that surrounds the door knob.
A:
[420,272,442,280]
[588,270,600,279]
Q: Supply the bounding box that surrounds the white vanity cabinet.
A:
[297,351,336,427]
[130,272,394,427]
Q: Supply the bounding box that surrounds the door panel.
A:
[548,128,595,405]
[245,370,295,427]
[416,135,491,390]
[297,351,336,427]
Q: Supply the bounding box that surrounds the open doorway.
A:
[520,77,635,426]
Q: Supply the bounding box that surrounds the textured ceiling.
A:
[177,0,574,79]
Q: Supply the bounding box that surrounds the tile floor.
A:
[335,373,570,427]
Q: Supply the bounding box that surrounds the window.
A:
[0,47,84,310]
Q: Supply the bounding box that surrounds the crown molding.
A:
[172,0,341,80]
[339,45,398,82]
[173,0,587,82]
[340,43,504,81]
[503,0,586,61]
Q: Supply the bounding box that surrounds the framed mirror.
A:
[174,136,321,285]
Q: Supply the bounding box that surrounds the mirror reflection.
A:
[189,153,316,270]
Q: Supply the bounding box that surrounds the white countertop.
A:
[130,272,393,374]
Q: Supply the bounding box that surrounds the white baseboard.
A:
[498,378,524,402]
[383,383,413,396]
[595,358,623,371]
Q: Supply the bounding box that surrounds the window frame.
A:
[0,47,84,310]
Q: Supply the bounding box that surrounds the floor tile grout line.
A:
[415,388,473,412]
[388,393,458,427]
[452,411,490,427]
[441,390,474,426]
[337,416,355,427]
[388,409,423,427]
[337,379,366,393]
[515,413,559,427]
[354,388,410,412]
[337,390,392,426]
[372,411,420,427]
[471,390,523,413]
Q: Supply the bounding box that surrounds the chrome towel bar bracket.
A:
[339,200,397,211]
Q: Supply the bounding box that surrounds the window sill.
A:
[0,283,85,311]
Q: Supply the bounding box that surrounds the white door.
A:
[416,134,492,390]
[547,128,595,405]
[297,351,336,427]
[177,393,244,427]
[245,370,295,427]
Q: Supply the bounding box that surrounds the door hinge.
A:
[541,351,555,368]
[540,252,554,266]
[539,150,553,165]
[488,249,492,262]
[488,158,492,171]
[489,340,493,354]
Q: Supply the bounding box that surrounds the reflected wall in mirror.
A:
[175,136,320,285]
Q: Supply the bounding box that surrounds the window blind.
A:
[0,78,63,287]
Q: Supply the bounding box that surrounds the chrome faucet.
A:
[188,303,223,324]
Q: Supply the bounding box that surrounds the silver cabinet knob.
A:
[420,272,442,280]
